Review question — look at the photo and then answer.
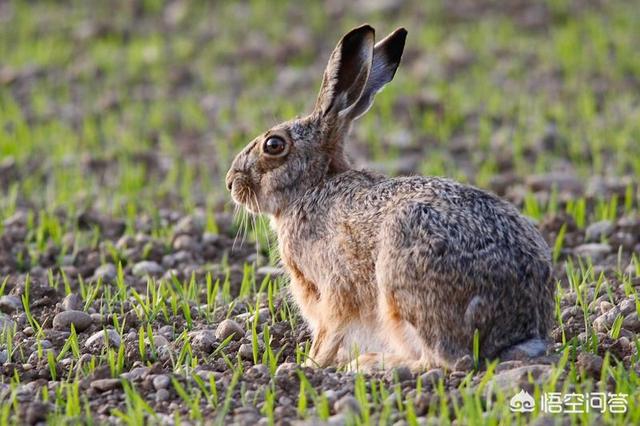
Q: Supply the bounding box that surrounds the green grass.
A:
[0,0,639,424]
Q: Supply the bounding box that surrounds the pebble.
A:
[61,294,83,311]
[156,388,170,402]
[238,343,255,361]
[0,295,22,314]
[53,310,92,332]
[132,261,164,277]
[85,329,121,349]
[386,366,413,382]
[453,355,474,372]
[585,220,614,242]
[334,395,360,415]
[90,378,121,392]
[188,330,217,353]
[576,352,603,378]
[25,401,49,424]
[485,364,553,395]
[153,374,170,390]
[94,263,117,282]
[574,243,611,261]
[215,319,244,341]
[419,368,444,385]
[0,314,15,331]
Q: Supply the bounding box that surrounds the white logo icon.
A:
[510,389,535,412]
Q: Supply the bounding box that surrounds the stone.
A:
[94,264,117,282]
[132,261,164,277]
[85,329,121,350]
[215,319,244,341]
[61,294,83,311]
[0,314,15,332]
[585,220,614,242]
[386,366,413,382]
[576,352,603,378]
[574,243,611,261]
[453,355,474,372]
[485,364,553,395]
[153,374,170,390]
[156,388,170,402]
[25,401,49,424]
[334,395,360,415]
[238,343,254,361]
[188,330,217,353]
[90,378,121,392]
[53,310,92,332]
[419,368,444,385]
[0,295,22,314]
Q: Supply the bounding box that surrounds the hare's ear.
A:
[347,28,407,120]
[315,25,375,118]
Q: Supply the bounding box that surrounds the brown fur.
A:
[226,25,554,371]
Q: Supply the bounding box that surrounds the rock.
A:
[85,329,121,350]
[526,173,582,193]
[623,313,640,332]
[188,330,217,353]
[256,266,285,278]
[275,362,297,377]
[419,368,444,385]
[61,294,83,311]
[574,243,611,261]
[238,343,254,361]
[585,220,614,242]
[172,235,195,251]
[121,367,149,381]
[25,401,49,424]
[215,319,244,341]
[485,364,553,395]
[153,374,170,390]
[174,214,205,236]
[0,314,15,331]
[94,264,117,282]
[151,335,170,348]
[90,378,121,392]
[0,349,8,364]
[576,352,603,378]
[386,366,412,382]
[453,355,474,372]
[156,388,170,402]
[0,295,22,314]
[132,261,164,277]
[334,395,360,415]
[236,308,270,324]
[53,310,92,332]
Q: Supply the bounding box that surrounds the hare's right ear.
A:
[314,25,375,118]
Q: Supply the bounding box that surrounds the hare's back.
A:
[370,175,551,266]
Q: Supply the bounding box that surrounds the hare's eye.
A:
[263,137,287,156]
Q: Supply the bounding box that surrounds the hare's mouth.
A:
[230,177,260,213]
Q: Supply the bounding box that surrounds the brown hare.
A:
[226,25,554,371]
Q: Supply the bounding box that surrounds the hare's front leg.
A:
[304,325,344,367]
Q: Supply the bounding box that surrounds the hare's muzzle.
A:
[225,169,238,191]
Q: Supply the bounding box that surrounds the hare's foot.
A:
[347,352,427,373]
[303,326,343,368]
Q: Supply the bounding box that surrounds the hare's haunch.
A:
[226,25,554,371]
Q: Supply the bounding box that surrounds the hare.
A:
[226,25,554,371]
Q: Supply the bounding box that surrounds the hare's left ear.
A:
[315,25,375,118]
[347,27,407,120]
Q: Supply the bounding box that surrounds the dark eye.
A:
[263,136,287,156]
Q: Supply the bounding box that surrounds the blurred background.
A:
[0,0,638,224]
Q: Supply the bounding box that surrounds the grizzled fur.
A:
[226,25,554,371]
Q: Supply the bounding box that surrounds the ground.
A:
[0,0,639,424]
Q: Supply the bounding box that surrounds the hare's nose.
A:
[225,169,238,191]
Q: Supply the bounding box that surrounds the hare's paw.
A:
[347,352,423,373]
